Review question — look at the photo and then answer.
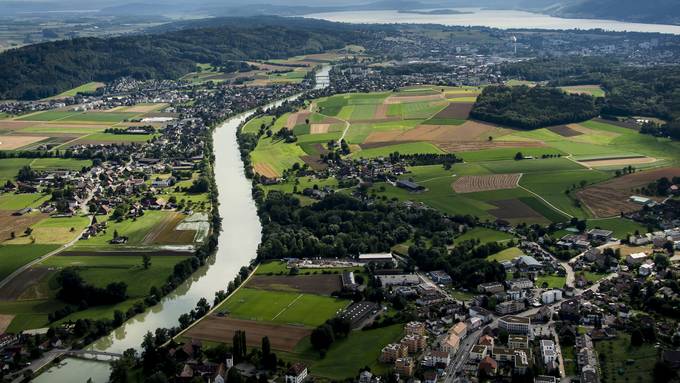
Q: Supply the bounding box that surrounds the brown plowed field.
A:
[488,199,545,221]
[184,316,311,352]
[0,211,49,242]
[374,104,389,119]
[433,102,474,119]
[301,155,328,171]
[248,275,341,295]
[0,121,35,131]
[253,163,279,178]
[0,135,49,150]
[548,125,583,137]
[285,112,310,129]
[143,212,196,245]
[310,124,330,134]
[576,167,680,217]
[363,120,510,145]
[452,174,522,193]
[0,266,52,300]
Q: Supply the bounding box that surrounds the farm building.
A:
[515,255,542,271]
[629,195,656,207]
[396,179,425,192]
[340,271,358,291]
[587,229,613,241]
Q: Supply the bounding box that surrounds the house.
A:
[587,229,613,242]
[479,356,498,376]
[514,349,530,374]
[423,350,451,367]
[626,252,649,265]
[478,335,494,348]
[469,306,494,323]
[359,371,373,383]
[638,263,655,276]
[285,363,308,383]
[499,315,531,335]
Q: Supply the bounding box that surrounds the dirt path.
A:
[517,180,574,219]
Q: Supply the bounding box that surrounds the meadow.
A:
[0,244,59,280]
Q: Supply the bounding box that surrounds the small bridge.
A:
[64,349,123,361]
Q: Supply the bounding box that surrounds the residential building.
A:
[492,347,515,362]
[380,343,408,363]
[541,290,563,304]
[395,357,414,377]
[285,363,308,383]
[508,335,529,349]
[478,282,505,294]
[441,332,460,354]
[479,356,498,376]
[535,375,558,383]
[469,306,494,323]
[540,340,557,365]
[405,321,426,336]
[499,315,531,335]
[626,252,649,265]
[401,334,426,353]
[470,345,488,361]
[506,278,534,290]
[429,270,452,284]
[496,300,526,315]
[514,349,530,374]
[587,229,613,241]
[423,371,438,383]
[423,350,450,367]
[450,322,467,339]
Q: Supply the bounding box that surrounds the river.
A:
[304,8,680,35]
[33,65,331,382]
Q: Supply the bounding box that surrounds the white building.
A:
[626,252,649,265]
[285,363,308,383]
[540,340,557,365]
[499,315,531,335]
[541,290,563,305]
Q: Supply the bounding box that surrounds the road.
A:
[444,329,481,383]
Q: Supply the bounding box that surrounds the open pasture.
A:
[452,173,522,193]
[47,82,105,99]
[0,211,49,243]
[3,215,89,245]
[0,244,59,281]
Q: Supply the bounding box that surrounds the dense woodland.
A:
[470,85,599,129]
[501,57,680,121]
[0,17,358,99]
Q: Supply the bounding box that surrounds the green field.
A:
[17,111,138,123]
[0,158,32,183]
[0,193,50,210]
[30,158,93,170]
[216,288,349,327]
[0,244,59,280]
[586,218,648,238]
[456,227,513,244]
[535,274,566,289]
[73,211,171,248]
[83,132,156,142]
[351,142,444,158]
[487,247,524,262]
[49,82,104,98]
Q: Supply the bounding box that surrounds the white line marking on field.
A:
[271,293,303,321]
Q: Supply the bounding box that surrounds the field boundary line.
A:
[167,264,259,345]
[517,183,574,219]
[271,293,303,321]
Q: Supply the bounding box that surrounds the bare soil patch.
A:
[0,266,52,301]
[576,167,680,217]
[0,121,35,131]
[0,211,49,243]
[184,316,311,352]
[452,174,522,193]
[548,125,583,137]
[247,275,341,295]
[0,135,49,150]
[310,124,330,134]
[488,199,544,220]
[578,156,657,168]
[0,315,14,332]
[285,112,310,129]
[374,103,389,119]
[433,102,474,119]
[253,163,279,178]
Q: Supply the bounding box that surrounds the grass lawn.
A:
[49,82,104,99]
[586,217,648,239]
[595,333,656,383]
[41,255,188,298]
[580,271,609,283]
[311,324,403,379]
[455,227,513,244]
[535,274,566,289]
[255,261,289,275]
[0,158,32,183]
[216,288,349,328]
[487,247,524,262]
[0,244,59,280]
[242,115,275,134]
[73,211,170,248]
[250,137,307,177]
[0,193,50,210]
[0,299,66,332]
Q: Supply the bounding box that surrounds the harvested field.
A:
[0,135,48,150]
[124,103,167,113]
[0,211,49,242]
[143,212,196,245]
[576,167,680,217]
[374,103,388,119]
[301,155,328,171]
[253,163,279,178]
[310,124,330,134]
[452,173,522,193]
[436,140,545,153]
[0,121,35,131]
[184,316,310,352]
[363,120,509,145]
[247,275,341,295]
[488,199,544,220]
[0,315,13,333]
[285,112,310,129]
[548,125,583,137]
[578,156,657,168]
[0,266,51,300]
[433,102,474,119]
[384,94,443,104]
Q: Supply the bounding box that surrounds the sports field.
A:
[216,288,349,327]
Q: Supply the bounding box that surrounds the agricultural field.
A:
[487,247,524,262]
[247,87,680,224]
[46,82,105,99]
[0,103,171,150]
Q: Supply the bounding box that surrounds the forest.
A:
[470,85,599,129]
[0,17,359,100]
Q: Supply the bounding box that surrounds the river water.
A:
[305,8,680,35]
[33,65,330,382]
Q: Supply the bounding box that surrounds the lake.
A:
[304,8,680,35]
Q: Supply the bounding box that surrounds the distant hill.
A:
[545,0,680,25]
[0,17,359,100]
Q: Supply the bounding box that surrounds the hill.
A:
[551,0,680,25]
[0,17,359,100]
